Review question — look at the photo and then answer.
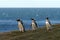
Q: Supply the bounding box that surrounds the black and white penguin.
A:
[17,19,25,32]
[45,17,52,31]
[31,18,38,31]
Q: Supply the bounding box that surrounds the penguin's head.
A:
[31,18,36,21]
[17,19,21,22]
[46,17,49,20]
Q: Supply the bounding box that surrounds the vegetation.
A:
[0,24,60,40]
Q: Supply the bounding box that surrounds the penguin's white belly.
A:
[46,22,49,25]
[32,23,37,30]
[46,21,51,30]
[18,22,24,31]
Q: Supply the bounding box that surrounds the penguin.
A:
[17,19,25,32]
[31,18,38,31]
[45,17,52,31]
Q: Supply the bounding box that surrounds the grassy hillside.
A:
[0,24,60,40]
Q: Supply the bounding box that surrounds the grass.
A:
[0,24,60,40]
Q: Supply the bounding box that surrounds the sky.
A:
[0,0,60,8]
